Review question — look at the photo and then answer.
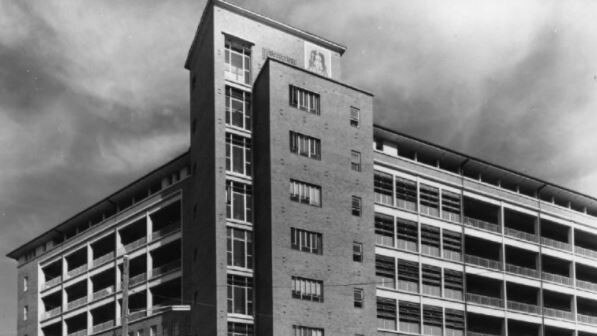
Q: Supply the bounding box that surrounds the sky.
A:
[1,0,597,333]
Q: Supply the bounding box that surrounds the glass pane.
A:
[233,192,245,221]
[233,146,244,174]
[233,240,245,267]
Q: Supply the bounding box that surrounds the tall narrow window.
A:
[375,213,394,247]
[226,133,252,176]
[351,150,361,172]
[377,297,396,330]
[291,228,323,254]
[441,190,461,222]
[444,270,463,300]
[422,265,442,297]
[350,107,360,127]
[443,230,462,262]
[376,255,395,288]
[228,322,254,336]
[226,181,252,223]
[421,224,440,257]
[420,184,440,217]
[224,37,251,85]
[353,242,363,262]
[397,219,418,252]
[445,309,464,336]
[289,85,320,115]
[353,288,364,308]
[225,86,251,131]
[23,276,28,292]
[352,196,362,216]
[395,177,417,211]
[150,326,157,336]
[399,301,421,334]
[293,326,324,336]
[423,305,443,336]
[291,276,323,302]
[227,227,253,269]
[289,131,321,160]
[290,180,321,207]
[374,171,393,205]
[23,306,28,321]
[227,275,253,316]
[398,259,419,293]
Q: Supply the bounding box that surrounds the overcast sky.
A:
[1,0,597,332]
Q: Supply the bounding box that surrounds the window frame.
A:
[227,275,254,316]
[290,179,322,207]
[226,180,253,223]
[289,85,321,115]
[351,150,361,172]
[291,228,323,254]
[224,36,252,85]
[227,227,254,269]
[353,242,363,262]
[291,276,324,303]
[289,131,321,160]
[352,195,362,216]
[225,86,252,131]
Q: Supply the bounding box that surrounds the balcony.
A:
[541,237,571,251]
[541,272,572,286]
[542,307,574,320]
[93,252,114,268]
[67,264,88,278]
[152,260,181,278]
[151,223,180,240]
[123,237,147,253]
[92,286,115,301]
[464,216,500,233]
[43,277,62,290]
[67,296,87,310]
[577,279,597,292]
[129,273,147,287]
[43,307,62,320]
[504,227,537,242]
[505,264,538,278]
[575,245,597,259]
[92,320,115,333]
[507,300,540,314]
[465,254,502,270]
[466,293,503,308]
[578,314,597,325]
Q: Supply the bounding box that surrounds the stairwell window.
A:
[226,133,252,176]
[225,86,251,131]
[289,85,320,115]
[290,180,321,207]
[226,181,253,223]
[227,227,253,269]
[290,131,321,160]
[224,36,251,85]
[227,275,253,316]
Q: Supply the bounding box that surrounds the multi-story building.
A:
[7,1,597,336]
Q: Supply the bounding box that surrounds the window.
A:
[442,190,461,222]
[443,270,463,300]
[226,133,252,175]
[420,184,440,217]
[137,330,145,336]
[399,301,421,333]
[293,326,324,336]
[375,213,394,247]
[224,37,251,85]
[421,224,440,257]
[398,259,419,293]
[395,177,417,211]
[423,305,443,336]
[422,265,441,297]
[443,230,462,262]
[352,196,362,216]
[290,180,321,206]
[353,288,364,308]
[292,276,323,302]
[351,150,361,171]
[353,242,363,262]
[226,180,252,222]
[397,219,418,252]
[377,297,396,330]
[150,326,157,336]
[227,227,253,269]
[445,309,464,336]
[225,86,251,130]
[228,322,254,336]
[290,131,321,160]
[291,228,323,254]
[350,106,360,127]
[374,171,393,205]
[376,255,395,288]
[23,306,28,321]
[23,276,28,292]
[227,275,253,315]
[289,85,320,115]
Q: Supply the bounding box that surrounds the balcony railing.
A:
[504,227,538,242]
[541,237,571,251]
[443,250,463,262]
[93,252,115,268]
[151,223,180,240]
[93,320,115,333]
[464,216,500,233]
[67,329,87,336]
[575,245,597,259]
[43,306,62,320]
[578,314,597,325]
[442,211,461,223]
[507,300,540,314]
[541,271,572,286]
[67,264,88,278]
[42,276,62,290]
[93,285,114,301]
[67,296,87,310]
[152,260,181,278]
[129,273,147,287]
[505,264,539,278]
[466,293,503,307]
[577,279,597,292]
[542,307,574,320]
[465,254,502,270]
[123,236,147,252]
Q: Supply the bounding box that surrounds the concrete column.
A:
[147,212,153,243]
[87,310,93,335]
[62,257,68,279]
[62,320,67,336]
[87,277,93,304]
[87,244,93,270]
[115,300,121,326]
[147,287,153,317]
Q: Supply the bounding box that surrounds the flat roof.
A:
[185,0,347,69]
[374,125,597,216]
[6,151,190,260]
